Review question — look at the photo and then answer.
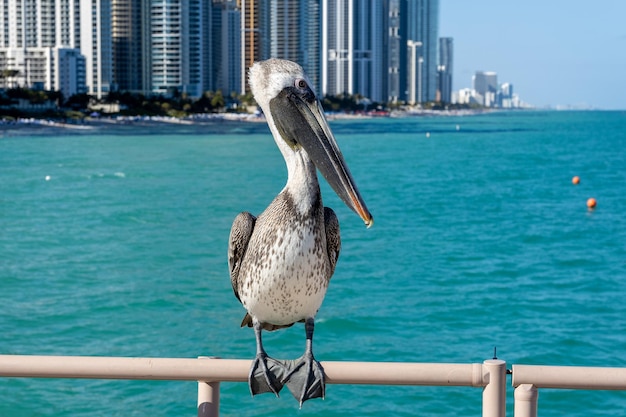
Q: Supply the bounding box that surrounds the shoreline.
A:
[0,107,496,131]
[4,107,610,137]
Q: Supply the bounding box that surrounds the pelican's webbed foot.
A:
[282,317,326,406]
[248,318,291,397]
[283,351,326,406]
[249,353,289,396]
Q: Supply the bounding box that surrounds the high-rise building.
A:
[149,0,208,97]
[265,0,321,94]
[437,36,452,103]
[183,0,206,97]
[55,47,86,97]
[56,0,82,48]
[299,0,321,95]
[322,0,384,100]
[322,0,352,97]
[473,71,497,95]
[473,71,497,106]
[0,0,86,97]
[211,0,240,95]
[80,0,113,99]
[352,0,384,102]
[385,0,405,103]
[149,1,180,96]
[405,0,438,103]
[268,1,299,59]
[240,0,266,94]
[111,0,148,93]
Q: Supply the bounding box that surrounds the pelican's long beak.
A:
[269,88,373,228]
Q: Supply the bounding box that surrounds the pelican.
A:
[228,58,373,406]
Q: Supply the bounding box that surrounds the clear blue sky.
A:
[440,1,626,109]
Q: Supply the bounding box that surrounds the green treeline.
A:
[1,88,482,121]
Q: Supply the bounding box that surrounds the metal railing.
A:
[1,354,625,416]
[512,364,626,417]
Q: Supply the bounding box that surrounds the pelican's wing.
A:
[324,207,341,279]
[228,211,256,302]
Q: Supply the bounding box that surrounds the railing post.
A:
[198,357,220,417]
[514,384,538,417]
[482,359,506,417]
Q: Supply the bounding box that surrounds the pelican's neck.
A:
[283,148,321,213]
[264,115,321,213]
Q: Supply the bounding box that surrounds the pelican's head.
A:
[249,59,373,228]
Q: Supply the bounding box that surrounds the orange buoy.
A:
[587,198,597,209]
[572,176,580,185]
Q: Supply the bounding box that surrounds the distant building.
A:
[240,0,267,94]
[385,0,404,103]
[321,0,387,101]
[454,73,527,108]
[352,0,384,102]
[322,0,352,97]
[498,82,511,106]
[55,48,86,98]
[437,37,453,103]
[111,0,149,94]
[149,0,181,96]
[472,71,497,106]
[56,1,82,48]
[299,1,322,95]
[500,82,513,97]
[266,0,321,95]
[268,2,301,61]
[321,0,439,104]
[80,0,113,99]
[211,0,241,95]
[454,88,471,105]
[405,0,439,103]
[473,71,498,95]
[0,0,86,98]
[149,0,210,98]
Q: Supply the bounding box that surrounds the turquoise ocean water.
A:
[1,111,625,416]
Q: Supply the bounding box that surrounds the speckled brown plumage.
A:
[228,186,340,332]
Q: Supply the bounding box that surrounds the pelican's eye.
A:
[295,78,307,90]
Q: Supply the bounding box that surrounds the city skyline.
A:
[3,1,620,109]
[440,0,626,110]
[1,0,448,107]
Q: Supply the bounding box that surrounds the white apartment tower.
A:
[322,0,395,103]
[80,0,112,98]
[0,0,86,97]
[322,0,352,97]
[150,0,207,97]
[56,0,81,48]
